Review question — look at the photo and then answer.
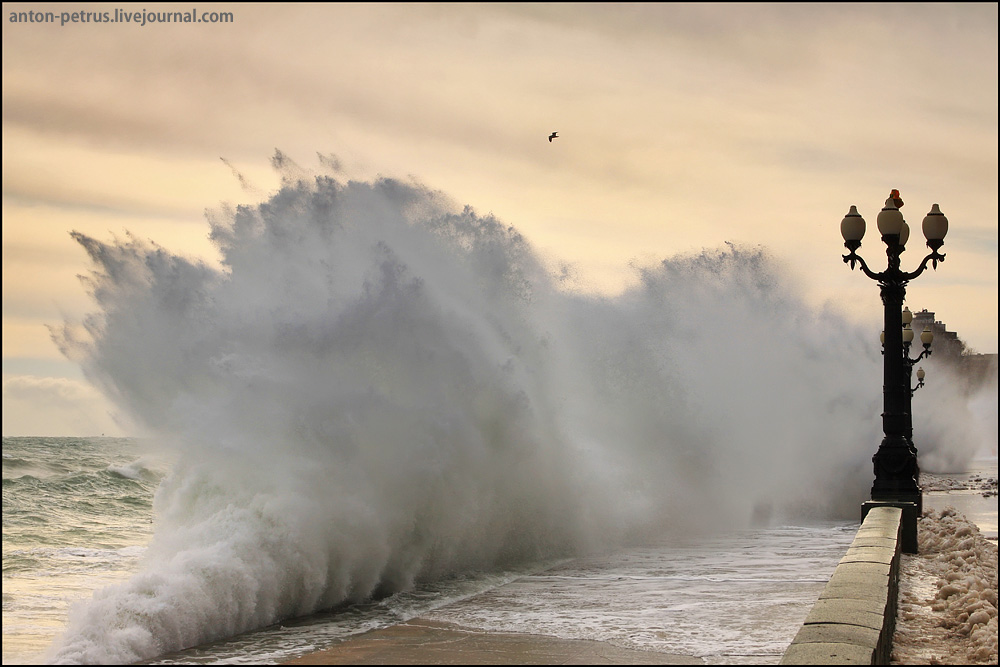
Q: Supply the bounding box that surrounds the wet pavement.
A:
[283,618,703,665]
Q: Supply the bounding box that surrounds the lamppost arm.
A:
[906,347,932,364]
[844,247,946,283]
[842,249,882,281]
[900,249,947,281]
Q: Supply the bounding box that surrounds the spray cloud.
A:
[48,154,947,663]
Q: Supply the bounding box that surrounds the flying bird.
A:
[548,131,558,142]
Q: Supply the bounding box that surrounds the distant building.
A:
[911,309,965,361]
[910,308,997,393]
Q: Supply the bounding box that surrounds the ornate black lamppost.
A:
[841,190,948,553]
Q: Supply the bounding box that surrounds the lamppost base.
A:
[863,500,918,554]
[871,485,922,515]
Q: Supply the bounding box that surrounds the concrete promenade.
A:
[284,617,702,665]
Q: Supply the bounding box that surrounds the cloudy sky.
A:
[3,3,997,436]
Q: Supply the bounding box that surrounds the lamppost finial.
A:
[890,189,904,208]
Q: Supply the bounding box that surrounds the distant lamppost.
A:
[881,308,935,476]
[912,366,926,395]
[841,190,948,554]
[901,310,934,404]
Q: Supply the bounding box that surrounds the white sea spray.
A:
[44,155,989,663]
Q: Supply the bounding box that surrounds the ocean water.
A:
[922,459,999,539]
[6,157,996,664]
[2,436,859,665]
[2,437,159,664]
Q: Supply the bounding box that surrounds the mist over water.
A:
[914,355,999,470]
[45,154,985,663]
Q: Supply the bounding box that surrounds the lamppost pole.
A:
[840,190,948,554]
[876,268,915,504]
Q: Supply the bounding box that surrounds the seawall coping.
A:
[830,560,892,575]
[782,506,903,665]
[804,599,889,632]
[780,642,876,665]
[848,536,898,549]
[789,623,882,649]
[817,581,890,607]
[853,526,901,540]
[827,562,892,584]
[839,547,896,565]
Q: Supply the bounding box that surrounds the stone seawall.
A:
[780,506,903,665]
